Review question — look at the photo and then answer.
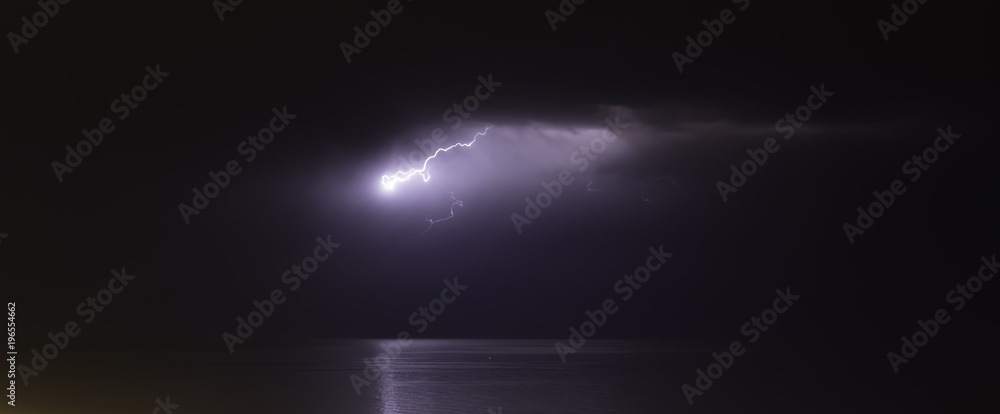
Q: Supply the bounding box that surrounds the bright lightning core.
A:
[380,126,492,191]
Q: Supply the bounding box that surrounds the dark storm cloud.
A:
[1,0,995,347]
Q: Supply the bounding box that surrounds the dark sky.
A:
[2,0,997,354]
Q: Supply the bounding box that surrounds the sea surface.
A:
[19,339,678,413]
[14,339,989,413]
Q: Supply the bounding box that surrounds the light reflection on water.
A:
[362,339,670,414]
[25,339,677,414]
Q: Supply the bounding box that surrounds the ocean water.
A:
[20,339,677,413]
[14,339,991,413]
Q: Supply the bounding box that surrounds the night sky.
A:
[2,0,999,410]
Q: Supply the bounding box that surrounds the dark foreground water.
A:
[17,339,995,413]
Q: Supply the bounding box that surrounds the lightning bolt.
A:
[381,126,492,191]
[584,178,600,192]
[414,192,463,238]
